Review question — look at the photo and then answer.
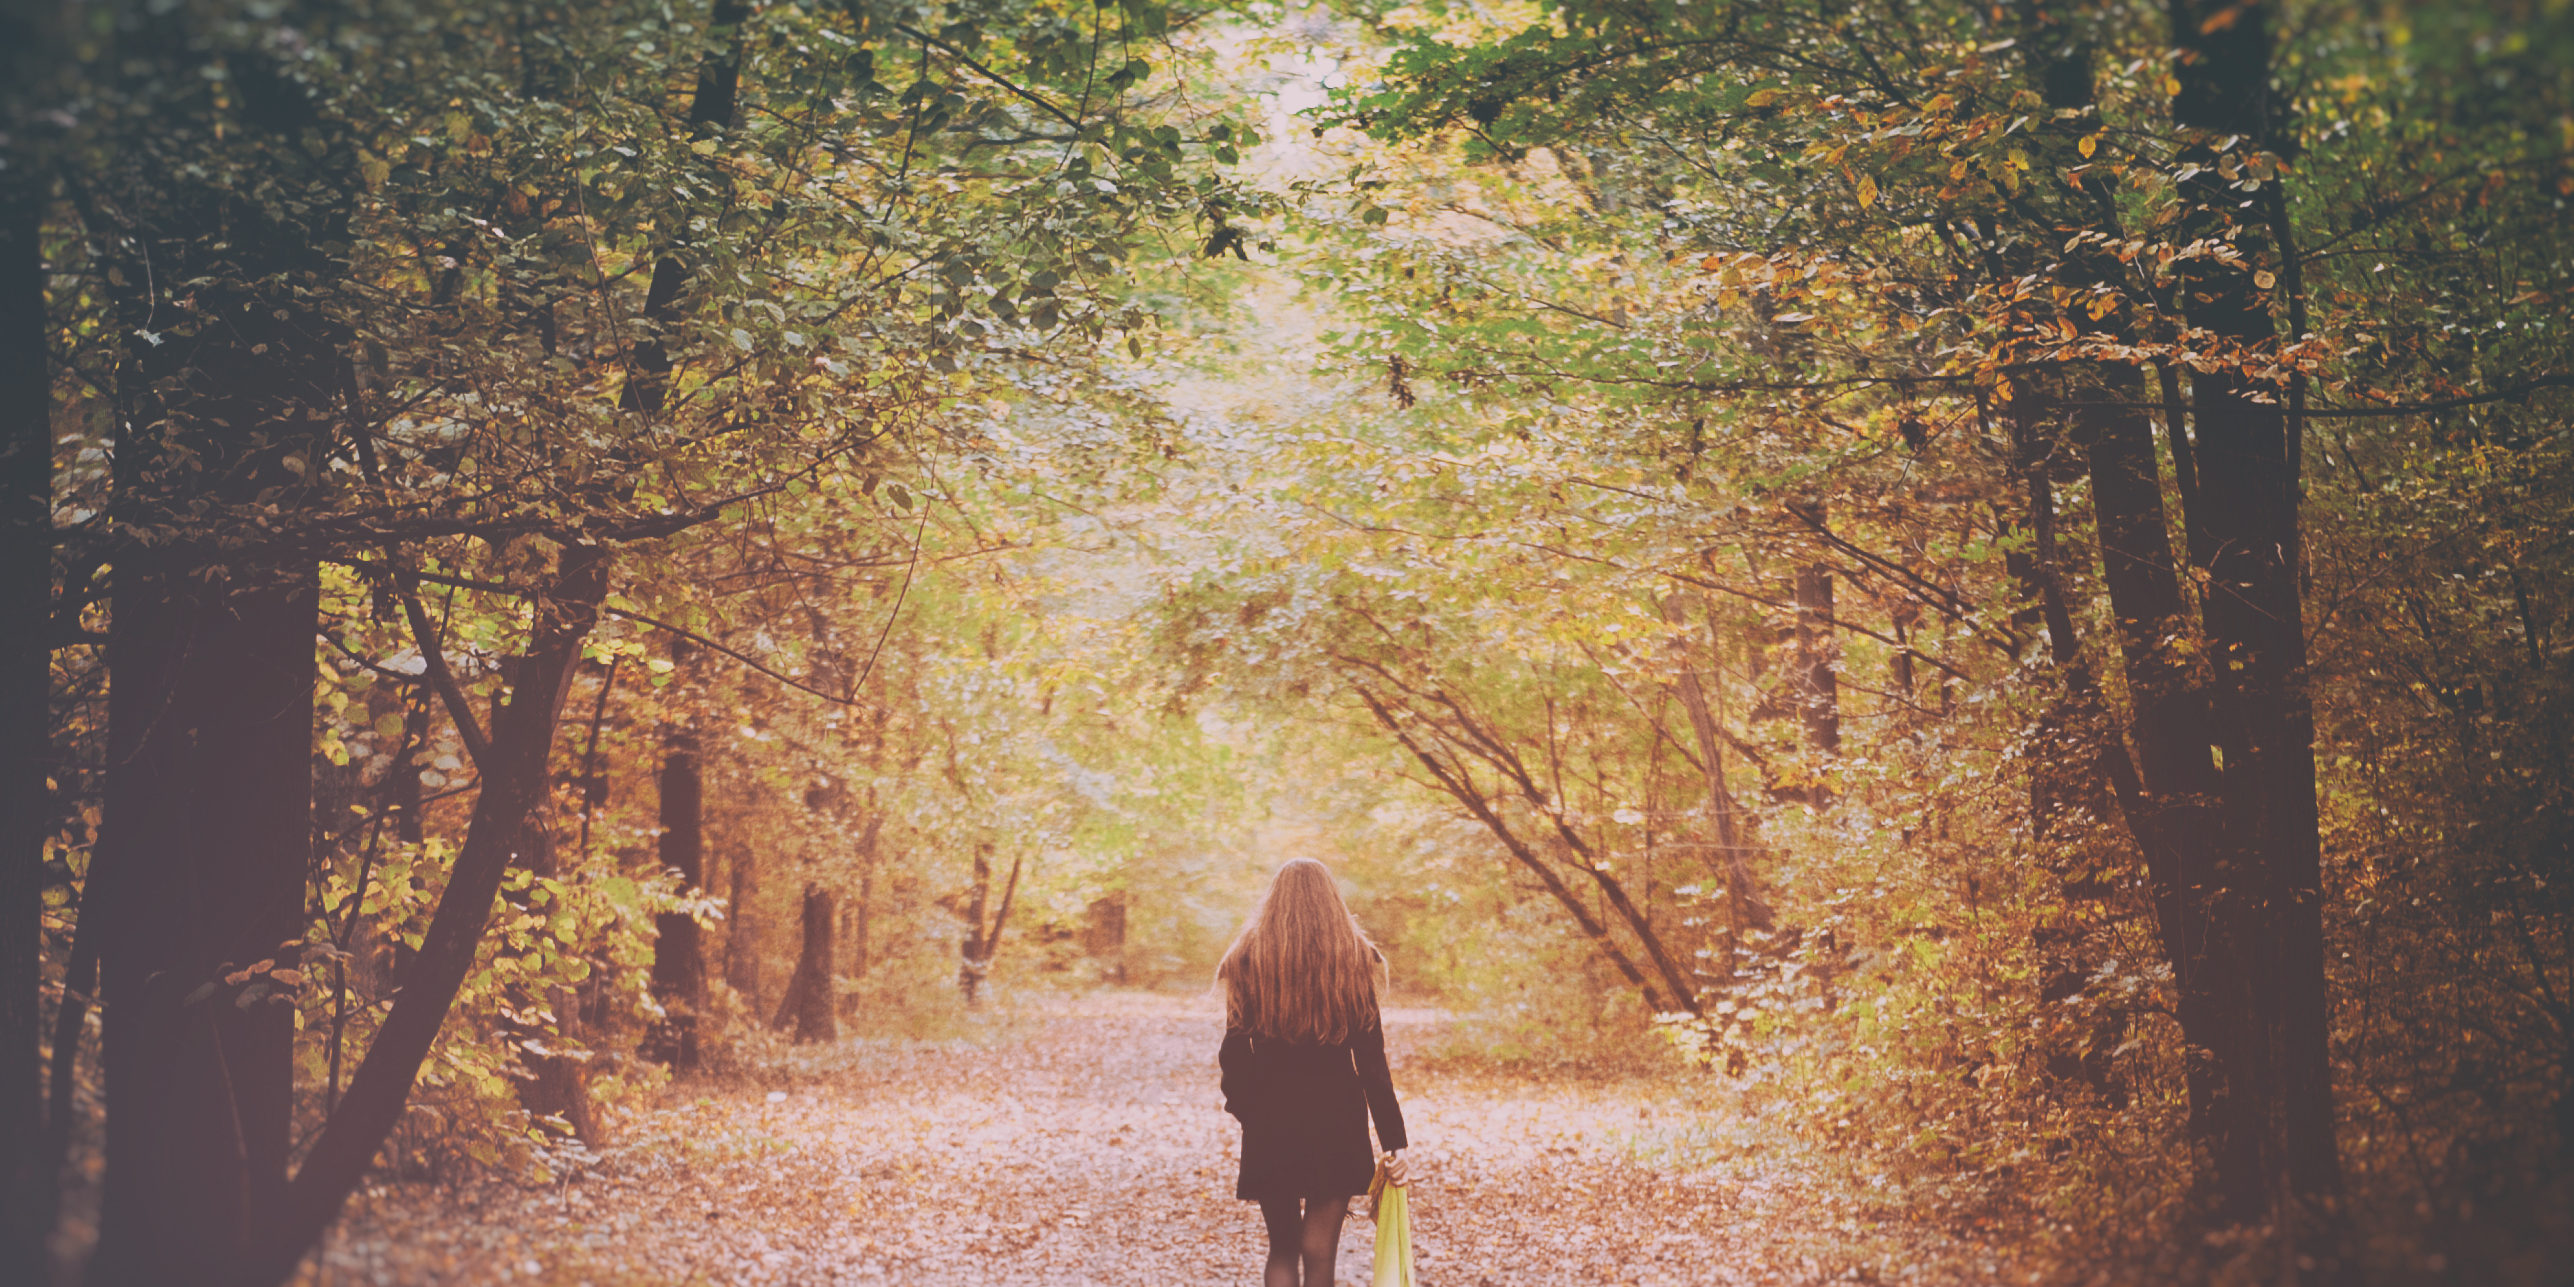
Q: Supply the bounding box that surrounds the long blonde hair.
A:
[1218,858,1384,1044]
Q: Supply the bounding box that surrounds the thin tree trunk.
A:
[1396,677,1705,1015]
[1659,595,1769,960]
[1354,686,1670,1012]
[2005,384,2136,1102]
[724,838,760,1005]
[619,0,750,417]
[958,852,1022,1006]
[646,670,705,1070]
[771,885,837,1043]
[239,546,608,1287]
[510,827,597,1144]
[1789,533,1840,761]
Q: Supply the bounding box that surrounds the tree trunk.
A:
[1792,558,1840,759]
[956,845,1022,1005]
[2079,354,2266,1218]
[2167,0,2348,1260]
[619,0,750,417]
[90,557,317,1287]
[1659,595,1769,961]
[646,699,704,1071]
[839,814,882,1016]
[238,546,608,1287]
[1354,686,1671,1012]
[724,839,759,1006]
[510,828,597,1145]
[0,124,50,1284]
[771,885,837,1044]
[2006,387,2133,1103]
[1083,895,1128,984]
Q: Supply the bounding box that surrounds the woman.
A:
[1216,858,1410,1287]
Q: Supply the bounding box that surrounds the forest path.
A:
[318,991,1980,1286]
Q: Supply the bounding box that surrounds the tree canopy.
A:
[9,1,2571,1283]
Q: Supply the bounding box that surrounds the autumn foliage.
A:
[7,1,2571,1285]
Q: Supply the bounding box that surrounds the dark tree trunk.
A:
[771,885,837,1043]
[510,829,597,1145]
[89,557,318,1287]
[2006,387,2132,1103]
[619,0,750,417]
[1992,2,2282,1218]
[646,704,704,1070]
[238,547,608,1287]
[0,121,50,1284]
[88,263,335,1287]
[2079,359,2265,1216]
[2167,0,2348,1259]
[957,844,1021,1005]
[76,23,353,1279]
[1083,895,1127,984]
[723,838,759,1006]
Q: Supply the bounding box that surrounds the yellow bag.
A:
[1366,1161,1416,1287]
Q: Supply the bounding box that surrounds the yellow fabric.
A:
[1367,1162,1415,1287]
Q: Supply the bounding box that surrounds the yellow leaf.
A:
[2078,134,2099,159]
[1745,87,1782,108]
[1856,174,1879,208]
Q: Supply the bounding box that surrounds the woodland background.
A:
[2,0,2568,1284]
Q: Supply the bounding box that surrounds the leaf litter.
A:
[312,992,2014,1286]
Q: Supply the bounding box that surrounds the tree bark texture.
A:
[510,828,597,1145]
[647,712,705,1071]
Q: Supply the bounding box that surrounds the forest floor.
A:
[311,991,2013,1286]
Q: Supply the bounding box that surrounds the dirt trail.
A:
[318,992,1986,1286]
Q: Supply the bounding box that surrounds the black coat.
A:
[1218,1023,1408,1201]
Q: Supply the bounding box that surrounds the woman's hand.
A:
[1381,1150,1409,1187]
